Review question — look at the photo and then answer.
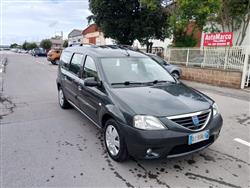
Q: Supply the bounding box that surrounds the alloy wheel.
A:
[105,124,120,156]
[58,89,64,107]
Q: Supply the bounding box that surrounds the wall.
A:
[68,36,82,46]
[50,37,64,48]
[186,22,202,47]
[83,31,106,45]
[180,66,242,89]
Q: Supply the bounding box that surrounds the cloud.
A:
[1,0,91,45]
[48,21,59,28]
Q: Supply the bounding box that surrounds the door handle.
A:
[78,85,82,91]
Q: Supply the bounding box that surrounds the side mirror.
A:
[84,77,101,87]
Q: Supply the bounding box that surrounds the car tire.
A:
[104,119,128,162]
[51,61,56,65]
[58,87,70,109]
[171,71,180,79]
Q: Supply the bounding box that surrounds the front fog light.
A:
[133,115,166,130]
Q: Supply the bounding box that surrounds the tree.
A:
[63,40,68,48]
[168,0,221,47]
[10,43,18,48]
[22,41,28,50]
[40,39,52,50]
[26,43,38,50]
[88,0,168,46]
[134,1,169,51]
[215,0,250,45]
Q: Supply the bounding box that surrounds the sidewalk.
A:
[183,80,250,101]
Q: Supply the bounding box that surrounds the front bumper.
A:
[47,57,52,61]
[121,114,223,159]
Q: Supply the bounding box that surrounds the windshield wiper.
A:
[111,80,175,86]
[146,80,175,84]
[111,81,145,86]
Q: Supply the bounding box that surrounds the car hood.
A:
[111,83,212,117]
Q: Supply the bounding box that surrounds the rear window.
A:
[60,51,72,69]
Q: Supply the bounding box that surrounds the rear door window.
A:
[69,53,84,75]
[60,51,72,69]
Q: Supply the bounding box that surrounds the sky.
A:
[1,0,91,45]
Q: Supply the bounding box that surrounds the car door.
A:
[63,53,84,105]
[77,56,102,123]
[59,51,73,101]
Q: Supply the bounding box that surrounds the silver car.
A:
[147,53,182,79]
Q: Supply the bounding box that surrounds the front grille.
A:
[167,109,211,131]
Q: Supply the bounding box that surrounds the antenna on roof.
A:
[124,49,130,56]
[118,45,130,56]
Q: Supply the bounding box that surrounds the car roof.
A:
[64,45,148,58]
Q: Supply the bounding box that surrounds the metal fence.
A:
[165,46,249,71]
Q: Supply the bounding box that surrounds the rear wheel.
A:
[58,87,70,109]
[51,60,56,65]
[104,119,128,162]
[51,59,59,65]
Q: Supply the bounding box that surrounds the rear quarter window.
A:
[60,51,72,69]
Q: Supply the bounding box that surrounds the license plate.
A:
[188,130,209,145]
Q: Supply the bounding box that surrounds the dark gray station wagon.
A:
[56,45,223,162]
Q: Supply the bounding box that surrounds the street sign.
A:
[203,32,233,47]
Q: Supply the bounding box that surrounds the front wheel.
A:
[51,59,59,65]
[104,119,128,162]
[171,71,180,79]
[58,87,70,109]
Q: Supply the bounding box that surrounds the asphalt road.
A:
[0,52,250,188]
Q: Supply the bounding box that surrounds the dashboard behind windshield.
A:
[100,57,175,85]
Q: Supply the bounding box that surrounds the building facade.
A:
[82,24,114,45]
[68,29,83,46]
[50,34,64,49]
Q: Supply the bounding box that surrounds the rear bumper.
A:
[121,114,222,159]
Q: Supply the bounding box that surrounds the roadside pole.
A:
[240,46,250,89]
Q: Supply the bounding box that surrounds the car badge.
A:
[192,116,199,126]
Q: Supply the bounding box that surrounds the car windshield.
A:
[100,57,175,85]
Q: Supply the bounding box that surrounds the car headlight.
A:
[213,103,219,116]
[133,115,166,130]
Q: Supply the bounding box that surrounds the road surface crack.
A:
[0,94,16,119]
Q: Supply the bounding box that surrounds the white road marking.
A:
[234,138,250,147]
[36,61,45,65]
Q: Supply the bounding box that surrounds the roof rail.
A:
[69,43,96,47]
[97,44,140,51]
[79,43,96,46]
